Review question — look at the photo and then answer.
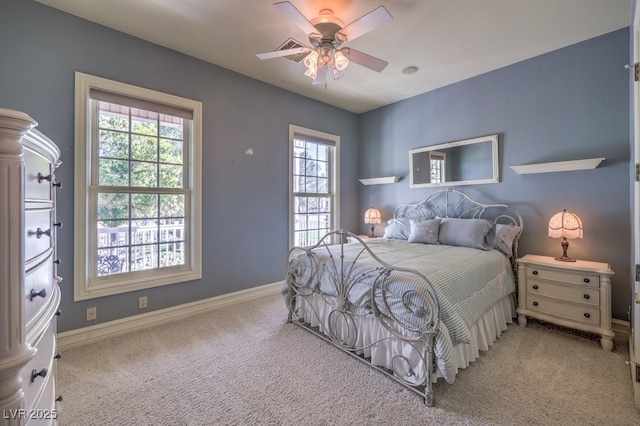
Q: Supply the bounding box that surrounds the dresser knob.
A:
[532,301,539,307]
[583,278,590,283]
[54,258,61,265]
[31,368,48,382]
[532,285,539,290]
[583,294,590,299]
[52,181,62,188]
[36,227,51,238]
[532,270,538,275]
[30,288,47,300]
[37,172,54,183]
[584,313,591,318]
[54,222,63,228]
[54,353,62,359]
[56,395,63,402]
[55,309,62,316]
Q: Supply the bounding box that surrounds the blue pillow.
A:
[408,218,441,244]
[438,218,496,250]
[494,224,521,257]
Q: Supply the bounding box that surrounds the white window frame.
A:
[74,72,202,300]
[288,124,340,248]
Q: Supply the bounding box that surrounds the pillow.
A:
[438,218,496,250]
[408,218,441,244]
[494,224,521,257]
[382,218,410,240]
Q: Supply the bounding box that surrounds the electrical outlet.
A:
[139,296,148,309]
[86,306,97,321]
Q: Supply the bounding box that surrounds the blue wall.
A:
[0,0,360,332]
[359,29,631,319]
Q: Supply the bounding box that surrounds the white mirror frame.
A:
[409,134,499,188]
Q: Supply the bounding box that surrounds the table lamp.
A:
[548,209,583,262]
[364,207,381,238]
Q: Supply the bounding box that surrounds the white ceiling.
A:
[36,0,632,114]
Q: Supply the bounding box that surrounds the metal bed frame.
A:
[284,189,523,406]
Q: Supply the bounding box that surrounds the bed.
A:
[284,188,523,406]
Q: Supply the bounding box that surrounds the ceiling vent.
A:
[276,38,308,63]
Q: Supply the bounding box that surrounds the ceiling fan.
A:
[256,1,393,86]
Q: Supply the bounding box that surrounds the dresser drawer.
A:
[527,279,599,306]
[526,265,599,287]
[25,209,53,263]
[526,296,600,326]
[24,147,54,202]
[25,256,54,327]
[20,319,56,412]
[26,375,57,426]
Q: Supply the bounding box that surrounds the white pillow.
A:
[408,218,441,244]
[494,224,521,257]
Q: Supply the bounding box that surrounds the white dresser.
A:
[0,109,62,425]
[516,254,614,351]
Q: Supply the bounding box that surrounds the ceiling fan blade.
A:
[341,48,388,73]
[337,6,392,42]
[312,65,327,86]
[256,46,311,60]
[274,1,318,37]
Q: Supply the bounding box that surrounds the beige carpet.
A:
[57,293,638,425]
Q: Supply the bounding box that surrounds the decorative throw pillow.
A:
[408,218,441,244]
[383,218,410,240]
[494,224,521,257]
[438,218,496,250]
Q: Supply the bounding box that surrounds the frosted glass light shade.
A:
[364,207,381,225]
[548,209,583,239]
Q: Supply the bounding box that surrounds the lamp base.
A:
[368,234,378,238]
[554,256,576,262]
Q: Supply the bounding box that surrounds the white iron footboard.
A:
[285,230,441,406]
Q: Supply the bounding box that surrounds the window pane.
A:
[160,242,184,267]
[317,177,328,193]
[159,138,183,164]
[159,164,183,188]
[97,220,129,247]
[160,219,184,242]
[97,192,129,220]
[317,161,328,178]
[131,161,157,187]
[132,220,158,244]
[98,103,129,131]
[294,214,306,231]
[131,134,157,162]
[306,177,317,193]
[131,244,158,271]
[99,159,129,186]
[159,116,183,139]
[97,247,128,276]
[98,130,129,159]
[131,110,158,136]
[160,195,185,218]
[131,193,158,218]
[317,145,327,161]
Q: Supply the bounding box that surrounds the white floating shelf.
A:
[510,158,605,175]
[358,176,401,185]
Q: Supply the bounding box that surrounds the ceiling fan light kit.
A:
[256,1,393,86]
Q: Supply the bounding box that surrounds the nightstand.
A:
[348,234,377,243]
[516,254,615,351]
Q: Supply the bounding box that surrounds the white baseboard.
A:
[612,318,630,341]
[57,281,283,350]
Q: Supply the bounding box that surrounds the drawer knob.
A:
[54,258,61,265]
[30,288,47,301]
[36,227,51,238]
[55,309,62,316]
[583,278,590,283]
[31,368,48,382]
[37,172,54,183]
[52,181,62,188]
[532,285,539,290]
[583,294,590,299]
[532,270,538,275]
[533,301,539,307]
[56,395,63,402]
[584,313,591,318]
[54,353,62,359]
[54,221,63,228]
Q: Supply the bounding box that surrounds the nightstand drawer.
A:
[526,265,599,287]
[526,296,600,326]
[527,279,599,306]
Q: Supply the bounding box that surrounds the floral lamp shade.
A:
[364,207,381,238]
[548,209,583,262]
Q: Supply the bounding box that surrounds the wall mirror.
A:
[409,134,499,188]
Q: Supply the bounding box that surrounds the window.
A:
[74,72,202,300]
[429,151,446,184]
[289,125,340,247]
